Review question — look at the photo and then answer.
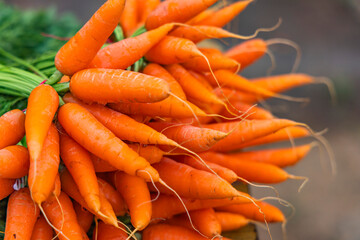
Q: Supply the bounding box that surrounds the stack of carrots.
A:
[0,0,334,239]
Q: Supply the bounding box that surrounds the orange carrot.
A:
[90,154,118,173]
[42,191,89,240]
[58,103,159,182]
[0,178,15,201]
[95,221,128,240]
[114,171,151,230]
[30,215,54,240]
[5,188,40,240]
[25,84,59,163]
[69,68,170,104]
[219,101,274,120]
[73,202,94,233]
[55,0,125,75]
[137,0,160,24]
[127,144,165,164]
[145,0,218,30]
[188,70,214,92]
[58,75,70,83]
[46,173,61,202]
[0,145,29,179]
[28,123,60,204]
[89,23,175,69]
[187,208,222,237]
[0,109,25,149]
[97,178,127,216]
[215,212,249,231]
[119,0,138,37]
[214,87,259,104]
[59,132,101,213]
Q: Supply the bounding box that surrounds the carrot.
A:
[228,144,313,168]
[145,0,218,30]
[0,109,25,149]
[119,0,138,37]
[59,75,70,83]
[114,171,151,231]
[42,191,89,240]
[69,68,170,104]
[137,0,160,24]
[30,215,54,240]
[219,101,274,120]
[188,70,214,92]
[59,132,101,214]
[94,221,128,240]
[97,178,127,216]
[58,103,159,182]
[73,202,94,233]
[28,123,60,204]
[5,188,40,240]
[0,145,29,179]
[46,173,61,202]
[25,84,59,163]
[0,178,15,201]
[215,212,249,231]
[216,201,285,223]
[187,208,222,237]
[127,143,165,164]
[54,0,125,75]
[204,119,299,152]
[186,8,216,25]
[90,154,118,173]
[151,158,240,199]
[89,23,175,69]
[214,87,259,104]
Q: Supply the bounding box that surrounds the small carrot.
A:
[0,178,15,201]
[97,178,127,216]
[5,188,40,240]
[25,84,59,164]
[215,212,249,232]
[73,202,94,233]
[58,75,70,83]
[187,208,222,238]
[95,221,128,240]
[55,0,125,75]
[0,109,25,149]
[69,68,170,104]
[119,0,138,37]
[30,215,54,240]
[0,145,29,179]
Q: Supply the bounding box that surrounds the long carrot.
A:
[30,215,54,240]
[0,178,15,201]
[0,109,25,149]
[73,202,94,233]
[55,0,125,75]
[97,178,127,216]
[119,0,138,37]
[215,212,249,232]
[58,103,159,182]
[25,84,59,163]
[69,68,170,104]
[0,145,29,179]
[145,0,218,30]
[95,221,128,240]
[5,188,40,240]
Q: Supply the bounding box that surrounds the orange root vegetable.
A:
[188,208,222,237]
[0,145,29,179]
[55,0,125,75]
[90,154,117,173]
[127,144,165,164]
[5,188,40,240]
[73,202,94,233]
[30,215,54,240]
[0,178,16,201]
[215,212,249,232]
[95,221,128,240]
[137,0,160,23]
[58,103,159,182]
[28,123,60,204]
[114,171,152,231]
[213,87,259,104]
[219,101,274,120]
[119,0,138,37]
[97,178,127,216]
[0,109,25,149]
[69,68,170,104]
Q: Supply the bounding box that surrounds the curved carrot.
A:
[119,0,138,37]
[73,202,94,233]
[28,123,60,204]
[95,221,128,240]
[0,109,25,149]
[0,178,15,201]
[55,0,125,75]
[188,208,222,237]
[58,103,158,182]
[97,178,127,216]
[0,145,29,179]
[5,188,40,240]
[30,215,54,240]
[69,68,170,104]
[25,84,59,163]
[215,212,249,232]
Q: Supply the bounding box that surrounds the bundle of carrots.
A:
[0,0,335,239]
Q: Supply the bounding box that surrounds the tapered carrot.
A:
[46,173,61,203]
[58,103,159,182]
[152,158,240,199]
[216,201,285,223]
[55,0,125,75]
[0,145,29,179]
[25,84,59,163]
[228,144,313,168]
[0,109,25,149]
[5,188,40,240]
[119,0,138,37]
[187,208,222,237]
[70,68,170,105]
[59,75,70,83]
[0,178,15,201]
[145,0,218,30]
[28,123,60,204]
[73,202,94,233]
[215,212,249,231]
[42,191,89,240]
[94,221,128,240]
[137,0,160,24]
[114,171,151,231]
[97,178,127,216]
[59,132,101,214]
[30,215,54,240]
[89,23,175,69]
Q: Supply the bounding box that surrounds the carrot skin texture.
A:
[55,0,125,75]
[215,212,249,231]
[25,85,59,164]
[30,215,54,240]
[188,208,222,237]
[28,123,60,204]
[97,178,127,216]
[0,178,15,200]
[73,202,94,233]
[58,103,159,182]
[0,109,25,149]
[0,145,29,179]
[95,221,128,240]
[42,192,89,240]
[138,0,160,24]
[5,188,40,240]
[70,69,170,104]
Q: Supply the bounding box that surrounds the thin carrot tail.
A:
[236,176,280,198]
[126,227,139,240]
[312,76,337,105]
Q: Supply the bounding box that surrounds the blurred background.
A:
[3,0,360,239]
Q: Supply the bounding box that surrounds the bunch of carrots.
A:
[0,0,335,239]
